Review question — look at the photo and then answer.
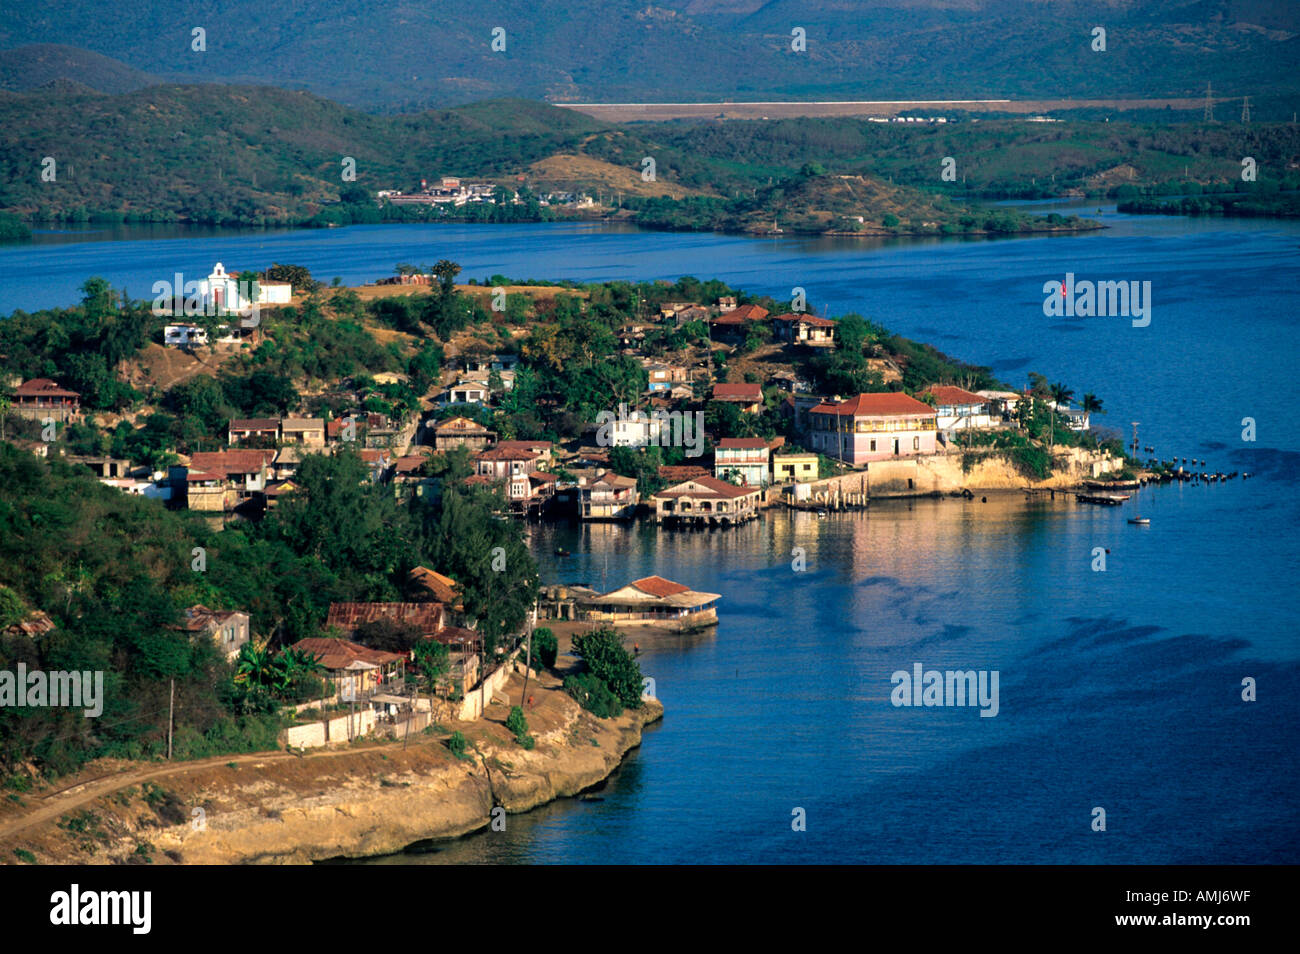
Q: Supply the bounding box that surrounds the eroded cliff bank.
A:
[0,670,662,865]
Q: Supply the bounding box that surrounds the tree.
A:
[430,260,461,296]
[571,626,643,709]
[1082,393,1105,414]
[1049,382,1075,408]
[532,628,557,670]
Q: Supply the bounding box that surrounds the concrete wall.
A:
[285,708,376,749]
[795,447,1122,501]
[456,648,522,721]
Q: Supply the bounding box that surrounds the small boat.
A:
[1128,517,1150,525]
[814,507,828,518]
[554,547,570,557]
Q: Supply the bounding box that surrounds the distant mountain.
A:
[3,83,1295,228]
[0,1,1294,109]
[0,44,161,94]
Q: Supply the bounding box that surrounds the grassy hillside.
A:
[2,84,1296,230]
[0,0,1295,109]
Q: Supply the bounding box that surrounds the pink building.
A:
[808,393,938,465]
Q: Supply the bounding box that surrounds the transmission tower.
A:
[1241,96,1251,123]
[1203,82,1215,122]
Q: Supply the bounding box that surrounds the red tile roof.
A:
[189,449,275,477]
[658,465,711,481]
[290,638,406,670]
[630,576,690,598]
[772,312,836,327]
[713,304,769,323]
[475,446,539,461]
[229,418,279,432]
[712,382,763,402]
[15,378,79,398]
[326,602,444,636]
[496,440,552,454]
[717,437,769,449]
[810,393,936,417]
[654,475,760,499]
[920,385,986,406]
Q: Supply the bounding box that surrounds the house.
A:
[280,418,326,448]
[327,601,445,641]
[643,361,689,393]
[474,446,538,480]
[11,379,81,422]
[3,610,56,639]
[271,444,305,480]
[709,304,769,343]
[651,475,762,526]
[808,393,938,466]
[185,449,275,510]
[177,605,250,661]
[446,378,491,406]
[433,416,496,452]
[711,382,764,414]
[599,410,664,447]
[228,418,280,445]
[717,296,738,312]
[496,439,554,465]
[290,638,406,703]
[577,470,639,520]
[772,452,819,483]
[977,390,1025,421]
[658,464,711,483]
[1058,407,1091,431]
[474,446,540,503]
[772,313,836,347]
[584,576,721,629]
[918,385,996,434]
[671,304,712,327]
[714,437,771,487]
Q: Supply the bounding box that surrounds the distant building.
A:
[651,475,762,526]
[228,418,280,445]
[772,452,819,484]
[771,313,836,347]
[583,575,721,629]
[177,606,250,661]
[809,393,938,466]
[918,385,995,434]
[709,304,769,342]
[433,416,496,453]
[711,382,764,414]
[11,379,81,422]
[576,470,638,520]
[714,437,771,487]
[280,418,326,448]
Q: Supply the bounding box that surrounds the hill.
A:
[0,0,1295,110]
[0,44,162,94]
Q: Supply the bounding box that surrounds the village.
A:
[1,259,1136,757]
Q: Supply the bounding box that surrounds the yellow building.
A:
[772,452,819,483]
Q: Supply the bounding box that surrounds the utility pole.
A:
[1130,422,1140,461]
[1241,96,1251,124]
[167,679,174,760]
[1203,82,1215,122]
[519,601,537,708]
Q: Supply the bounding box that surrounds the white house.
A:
[918,385,996,434]
[199,262,292,312]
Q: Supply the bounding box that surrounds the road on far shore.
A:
[552,97,1208,122]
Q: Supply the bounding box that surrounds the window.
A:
[870,440,877,451]
[913,437,920,451]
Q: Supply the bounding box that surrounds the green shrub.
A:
[505,706,534,749]
[571,627,643,709]
[531,628,558,670]
[13,848,36,864]
[447,730,468,759]
[563,673,623,719]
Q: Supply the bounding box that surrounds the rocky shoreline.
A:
[0,672,662,865]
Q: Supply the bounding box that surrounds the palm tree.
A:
[1049,383,1075,408]
[1082,393,1105,415]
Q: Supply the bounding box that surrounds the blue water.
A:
[3,210,1297,863]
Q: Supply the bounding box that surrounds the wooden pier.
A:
[1074,492,1131,506]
